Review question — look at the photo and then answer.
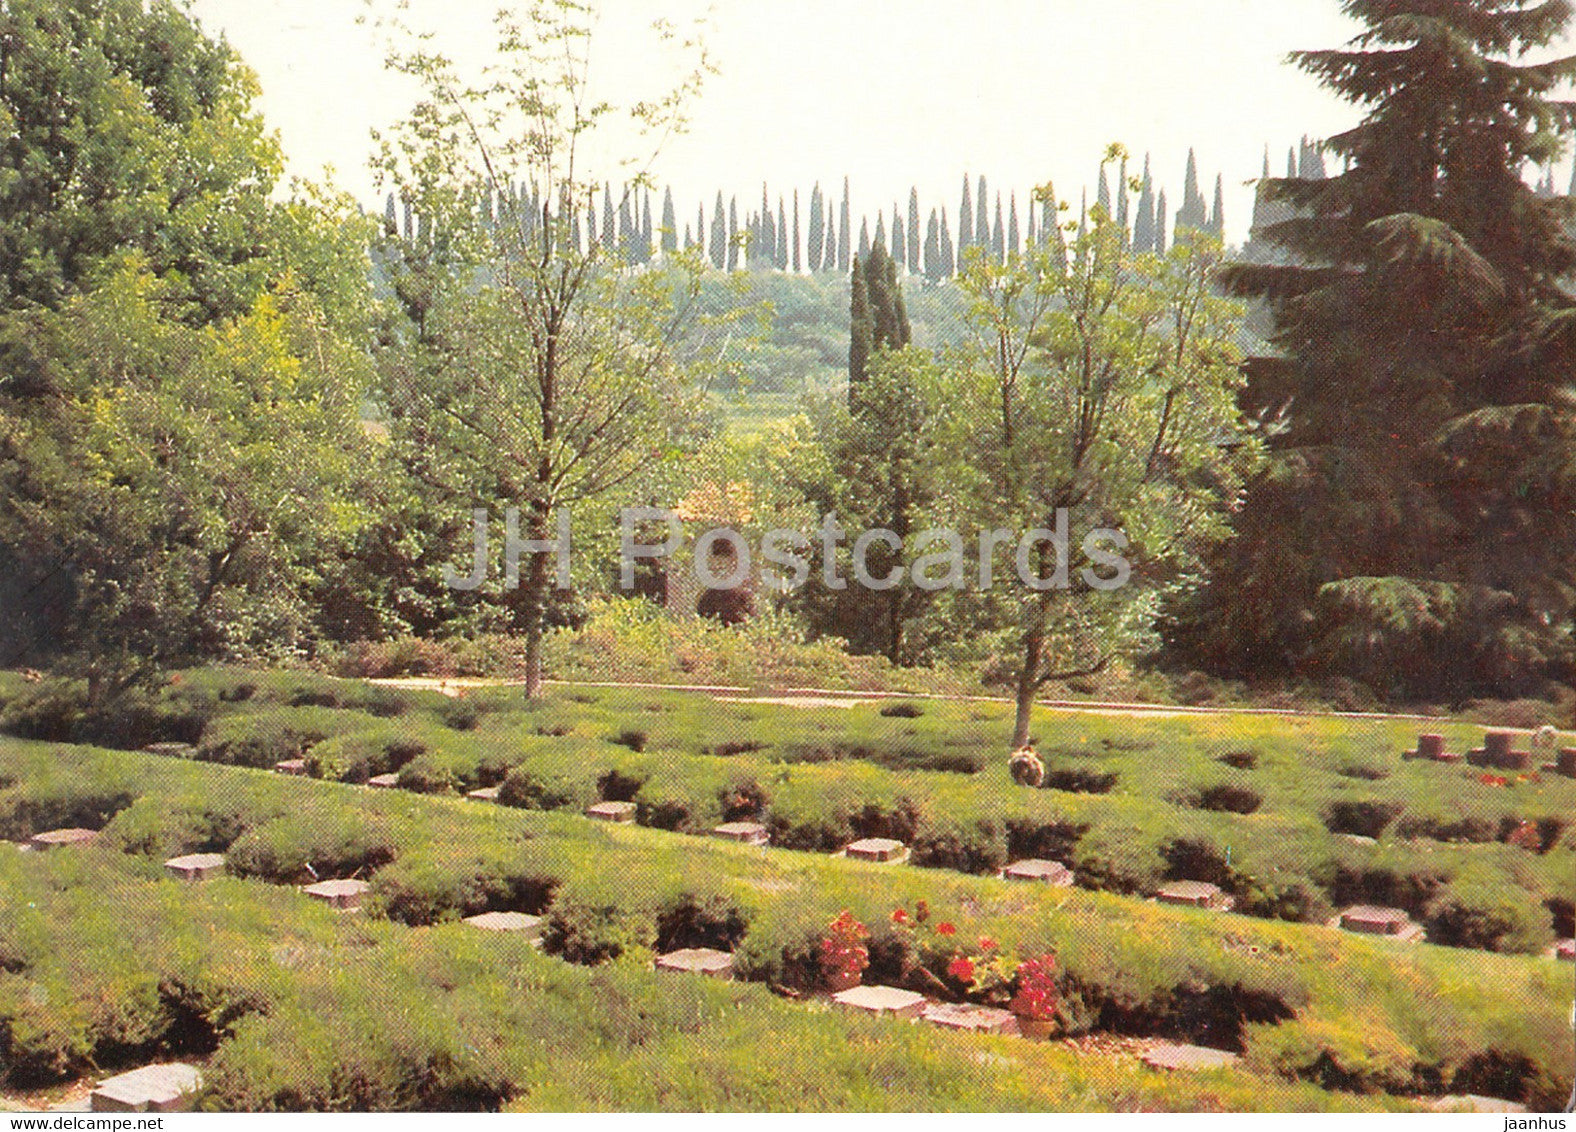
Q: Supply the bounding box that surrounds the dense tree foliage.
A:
[1169,0,1576,700]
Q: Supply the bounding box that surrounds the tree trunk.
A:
[521,504,553,700]
[1012,626,1044,750]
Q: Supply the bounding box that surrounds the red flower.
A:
[947,956,975,983]
[891,908,911,925]
[935,921,956,936]
[978,935,997,952]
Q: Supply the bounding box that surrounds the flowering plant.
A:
[819,911,870,982]
[1008,954,1061,1021]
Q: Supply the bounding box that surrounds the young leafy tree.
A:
[369,0,719,697]
[952,152,1254,751]
[1172,0,1576,700]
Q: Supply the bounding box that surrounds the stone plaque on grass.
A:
[273,759,308,776]
[28,828,97,851]
[163,853,225,881]
[463,911,543,939]
[1002,859,1074,886]
[467,786,501,802]
[1411,733,1445,760]
[586,801,637,823]
[831,984,928,1018]
[302,878,370,910]
[1157,881,1231,910]
[1139,1043,1241,1072]
[921,1002,1017,1034]
[90,1063,202,1113]
[843,838,908,863]
[712,821,769,846]
[367,773,400,790]
[655,948,735,979]
[1337,905,1422,940]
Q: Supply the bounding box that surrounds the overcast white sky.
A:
[187,0,1576,247]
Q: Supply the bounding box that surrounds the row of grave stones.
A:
[1407,729,1576,776]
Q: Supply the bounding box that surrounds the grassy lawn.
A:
[0,669,1571,1110]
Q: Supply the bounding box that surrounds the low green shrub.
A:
[197,707,380,769]
[226,806,399,884]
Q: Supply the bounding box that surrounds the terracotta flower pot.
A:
[825,970,862,993]
[1014,1016,1055,1040]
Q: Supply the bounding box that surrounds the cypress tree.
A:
[1133,155,1157,253]
[661,188,677,255]
[1007,192,1021,258]
[959,175,974,255]
[976,175,989,258]
[709,193,727,269]
[1154,188,1168,254]
[1175,149,1209,234]
[777,197,789,270]
[1096,167,1111,217]
[939,209,955,278]
[907,188,921,274]
[1210,174,1225,239]
[1174,0,1576,700]
[618,191,635,262]
[838,177,852,272]
[1026,200,1038,249]
[1116,154,1130,238]
[891,205,906,270]
[602,186,616,247]
[384,193,398,237]
[848,253,872,396]
[403,198,414,241]
[825,205,837,273]
[858,217,871,262]
[761,184,775,266]
[923,208,942,282]
[808,184,825,271]
[792,191,802,273]
[991,192,1005,263]
[727,196,739,270]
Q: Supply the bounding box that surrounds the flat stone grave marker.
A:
[586,801,637,823]
[467,786,501,802]
[831,985,928,1019]
[843,838,908,863]
[1555,939,1575,962]
[1557,749,1576,778]
[1472,731,1530,770]
[712,821,769,846]
[921,1003,1018,1035]
[163,853,225,881]
[274,759,308,776]
[1157,881,1232,910]
[90,1063,202,1113]
[366,773,400,789]
[1140,1043,1241,1072]
[654,948,735,979]
[1002,859,1074,886]
[302,878,370,910]
[1337,904,1422,940]
[28,828,97,852]
[463,911,543,940]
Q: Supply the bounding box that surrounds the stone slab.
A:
[29,828,97,851]
[90,1063,202,1113]
[366,773,400,789]
[654,948,735,979]
[1157,881,1231,910]
[163,853,225,881]
[921,1002,1018,1034]
[712,821,770,846]
[302,878,370,910]
[274,759,308,776]
[1140,1043,1241,1072]
[467,786,501,802]
[463,911,543,938]
[142,743,197,758]
[586,801,637,823]
[831,984,928,1018]
[843,838,908,863]
[1336,905,1423,940]
[1002,859,1075,886]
